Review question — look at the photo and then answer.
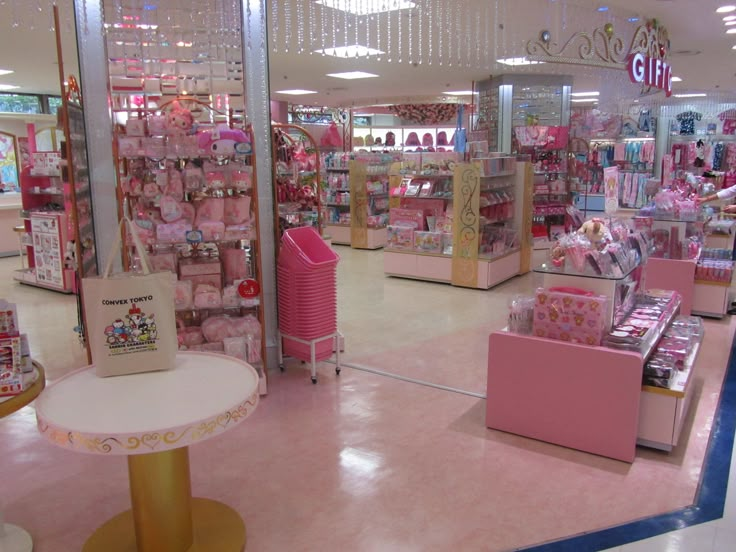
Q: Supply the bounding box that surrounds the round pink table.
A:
[35,352,259,552]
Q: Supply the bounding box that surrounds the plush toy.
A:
[550,244,565,268]
[197,124,251,155]
[578,218,609,244]
[166,101,194,136]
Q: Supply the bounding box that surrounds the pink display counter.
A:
[643,257,695,316]
[487,331,643,463]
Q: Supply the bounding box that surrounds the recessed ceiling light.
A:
[728,28,736,33]
[571,91,600,97]
[717,5,736,14]
[315,0,415,15]
[671,76,683,82]
[0,84,19,90]
[571,98,599,103]
[444,90,477,95]
[0,69,13,76]
[725,15,736,20]
[496,57,544,66]
[597,6,609,12]
[275,89,318,95]
[628,17,640,22]
[673,93,707,98]
[314,44,384,57]
[326,71,379,79]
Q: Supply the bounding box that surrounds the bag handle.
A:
[102,217,152,279]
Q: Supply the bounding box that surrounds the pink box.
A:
[179,273,223,291]
[197,221,226,242]
[179,257,222,277]
[413,231,443,253]
[532,287,608,346]
[149,252,177,273]
[387,225,414,250]
[389,208,425,230]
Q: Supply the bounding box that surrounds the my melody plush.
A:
[197,124,251,155]
[165,101,195,136]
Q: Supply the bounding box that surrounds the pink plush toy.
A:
[197,124,251,155]
[166,101,194,136]
[201,314,261,343]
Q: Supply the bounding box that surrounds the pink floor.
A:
[2,250,735,551]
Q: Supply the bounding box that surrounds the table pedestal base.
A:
[82,497,245,552]
[0,523,33,552]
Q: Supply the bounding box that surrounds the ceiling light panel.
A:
[275,89,318,95]
[444,90,476,95]
[570,91,600,97]
[716,5,736,14]
[326,71,379,79]
[496,57,544,66]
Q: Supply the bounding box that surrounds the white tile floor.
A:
[4,246,736,550]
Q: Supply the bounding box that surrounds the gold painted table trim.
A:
[0,362,45,419]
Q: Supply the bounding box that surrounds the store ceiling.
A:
[0,0,733,109]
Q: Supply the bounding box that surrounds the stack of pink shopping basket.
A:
[277,227,340,382]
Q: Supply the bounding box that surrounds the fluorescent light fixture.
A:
[0,84,19,90]
[597,6,609,12]
[672,76,683,82]
[315,0,415,15]
[725,15,736,20]
[728,28,736,33]
[444,90,476,95]
[571,98,599,103]
[628,17,640,22]
[314,44,384,57]
[326,71,379,79]
[716,5,736,14]
[726,20,736,25]
[673,93,707,98]
[275,89,318,95]
[496,57,544,66]
[733,44,736,49]
[571,91,600,97]
[0,69,13,76]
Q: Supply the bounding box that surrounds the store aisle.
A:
[2,253,736,551]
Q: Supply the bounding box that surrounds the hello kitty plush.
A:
[166,101,194,136]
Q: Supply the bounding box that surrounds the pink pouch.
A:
[222,283,241,307]
[180,273,222,291]
[160,195,184,222]
[195,198,225,224]
[166,171,184,201]
[198,221,225,241]
[147,115,167,136]
[223,248,249,285]
[193,284,222,309]
[174,280,193,310]
[184,167,204,192]
[179,202,196,225]
[224,196,251,225]
[156,222,192,243]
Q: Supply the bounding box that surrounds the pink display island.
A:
[486,332,643,463]
[643,257,695,316]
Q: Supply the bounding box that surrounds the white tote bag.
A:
[82,217,178,377]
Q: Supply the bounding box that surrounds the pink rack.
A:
[277,227,343,383]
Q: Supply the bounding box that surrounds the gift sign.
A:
[238,279,260,299]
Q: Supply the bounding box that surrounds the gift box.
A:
[149,251,178,273]
[387,225,414,250]
[179,257,222,290]
[532,287,608,346]
[413,231,443,253]
[389,208,424,230]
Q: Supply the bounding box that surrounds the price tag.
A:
[237,279,260,298]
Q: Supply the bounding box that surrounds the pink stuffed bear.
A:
[166,101,194,136]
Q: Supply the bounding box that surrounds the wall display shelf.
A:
[384,158,532,288]
[113,98,268,393]
[691,247,735,318]
[272,123,322,244]
[352,125,457,153]
[348,157,393,250]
